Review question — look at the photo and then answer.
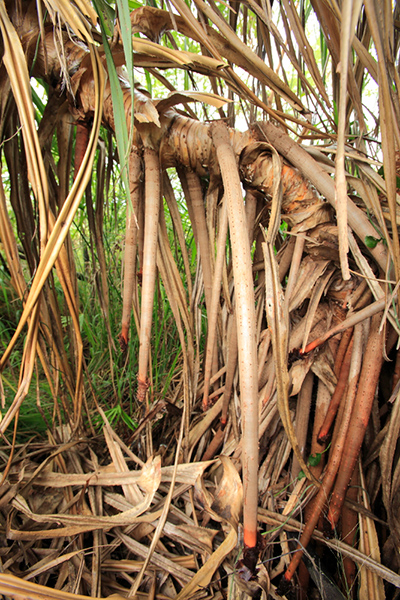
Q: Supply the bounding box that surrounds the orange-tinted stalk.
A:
[333,327,354,377]
[301,297,386,354]
[317,335,354,443]
[284,323,363,582]
[327,312,384,530]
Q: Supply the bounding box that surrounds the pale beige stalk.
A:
[137,147,161,404]
[211,120,259,549]
[202,197,228,410]
[120,147,142,349]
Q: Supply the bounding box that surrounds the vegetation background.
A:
[0,0,399,598]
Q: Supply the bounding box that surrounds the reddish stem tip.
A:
[137,378,150,403]
[317,431,329,445]
[118,333,128,353]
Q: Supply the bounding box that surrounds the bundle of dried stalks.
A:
[1,1,400,599]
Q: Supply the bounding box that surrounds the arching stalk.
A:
[180,169,219,390]
[211,121,259,551]
[137,147,161,405]
[202,197,228,411]
[120,147,142,351]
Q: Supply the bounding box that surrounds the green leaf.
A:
[93,0,115,36]
[93,0,130,204]
[116,0,134,115]
[298,452,322,478]
[128,0,142,9]
[120,409,138,431]
[308,453,321,467]
[364,235,380,248]
[31,83,45,115]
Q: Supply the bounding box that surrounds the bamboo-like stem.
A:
[179,168,219,389]
[202,197,228,410]
[327,312,384,529]
[184,170,213,311]
[317,334,354,443]
[162,172,193,302]
[211,120,259,550]
[284,322,363,582]
[120,147,142,350]
[135,177,144,276]
[221,313,238,426]
[137,147,161,404]
[220,190,257,423]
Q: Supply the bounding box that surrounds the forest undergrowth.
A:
[1,1,400,599]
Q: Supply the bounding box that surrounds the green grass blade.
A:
[93,0,130,203]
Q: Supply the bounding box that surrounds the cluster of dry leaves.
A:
[1,1,400,599]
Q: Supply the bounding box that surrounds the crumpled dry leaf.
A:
[175,456,243,600]
[9,456,161,534]
[311,348,337,395]
[234,562,270,599]
[23,458,212,488]
[133,87,161,126]
[289,356,313,396]
[0,573,126,600]
[156,90,231,112]
[288,256,330,312]
[211,456,243,525]
[163,521,218,555]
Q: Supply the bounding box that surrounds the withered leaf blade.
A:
[175,457,243,600]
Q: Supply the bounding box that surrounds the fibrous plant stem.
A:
[211,120,259,549]
[327,312,384,529]
[137,147,161,405]
[284,322,363,582]
[120,147,142,350]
